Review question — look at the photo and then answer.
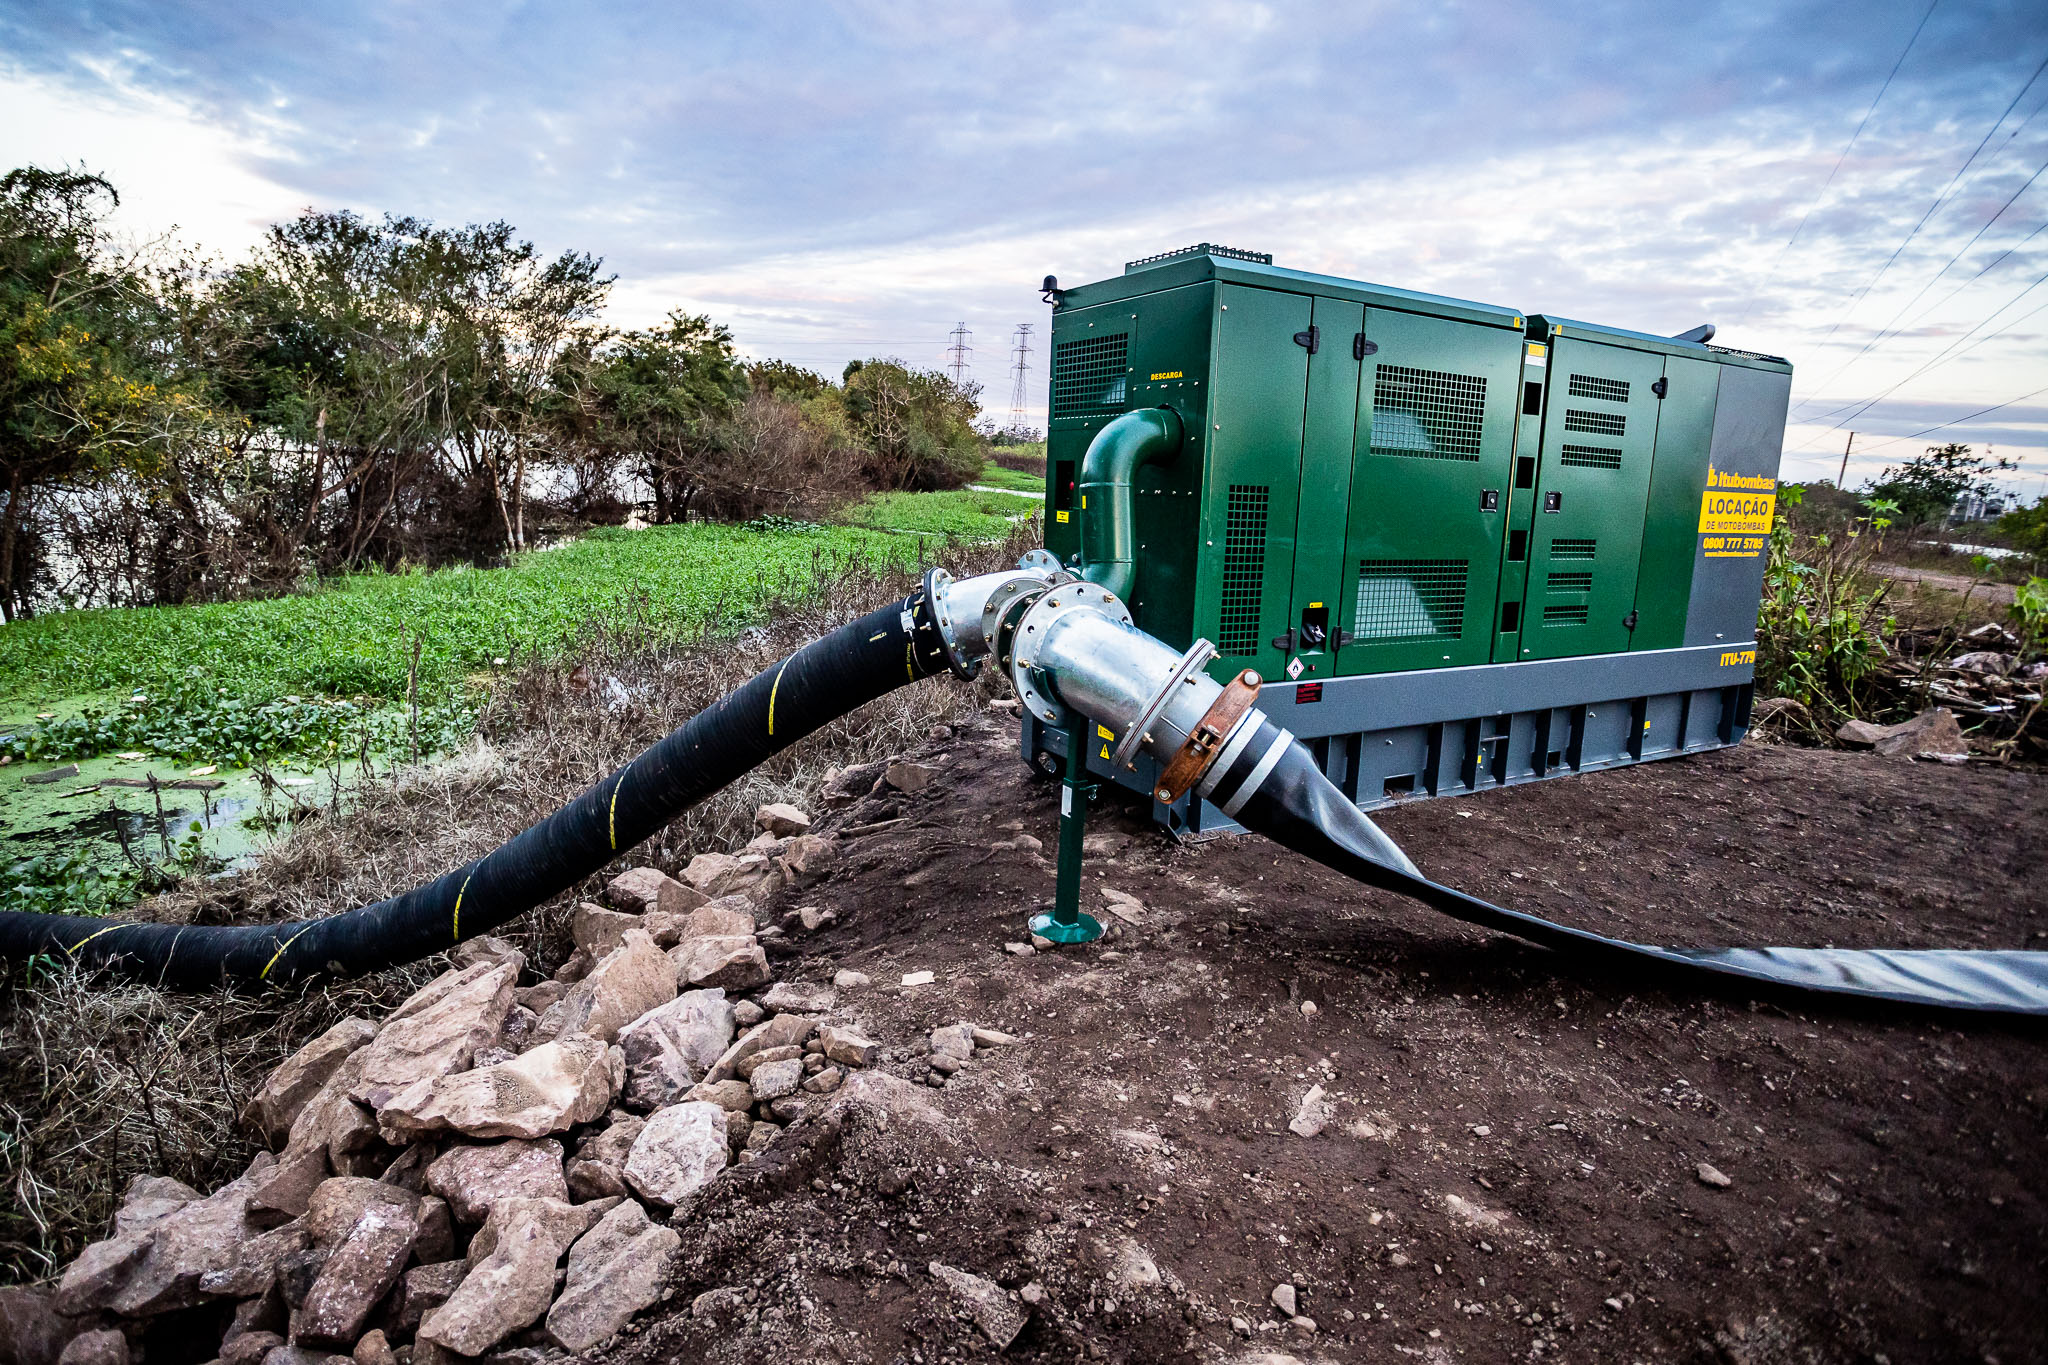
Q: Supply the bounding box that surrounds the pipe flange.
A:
[921,567,984,681]
[1018,548,1062,574]
[1107,637,1219,770]
[978,575,1049,653]
[1008,582,1133,724]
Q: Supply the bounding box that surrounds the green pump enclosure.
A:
[1028,244,1793,834]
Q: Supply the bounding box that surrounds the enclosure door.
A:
[1517,337,1665,660]
[1333,308,1522,677]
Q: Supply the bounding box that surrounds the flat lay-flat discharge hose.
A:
[0,590,955,988]
[1205,716,2048,1016]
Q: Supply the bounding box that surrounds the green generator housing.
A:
[1025,244,1792,834]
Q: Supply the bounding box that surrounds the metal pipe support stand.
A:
[1029,724,1104,945]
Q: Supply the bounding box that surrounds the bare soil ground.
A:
[619,712,2048,1365]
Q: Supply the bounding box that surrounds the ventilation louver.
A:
[1369,365,1486,461]
[1217,486,1269,656]
[1354,559,1469,641]
[1051,333,1129,419]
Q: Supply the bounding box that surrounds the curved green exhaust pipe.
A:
[1077,406,1185,600]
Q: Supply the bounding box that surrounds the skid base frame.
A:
[1023,643,1757,836]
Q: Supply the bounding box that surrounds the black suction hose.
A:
[1212,718,2048,1016]
[0,589,956,989]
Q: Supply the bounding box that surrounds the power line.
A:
[1796,146,2048,407]
[945,322,972,386]
[1808,261,2048,434]
[1852,380,2048,457]
[1007,323,1034,418]
[1739,0,1940,319]
[1796,51,2048,376]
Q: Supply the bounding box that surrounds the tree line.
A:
[0,166,990,619]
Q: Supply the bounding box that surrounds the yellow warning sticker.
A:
[1698,488,1775,536]
[1096,724,1115,740]
[1149,370,1184,380]
[1055,510,1070,523]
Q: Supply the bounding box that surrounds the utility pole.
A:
[1836,431,1856,489]
[1008,323,1033,420]
[946,323,972,386]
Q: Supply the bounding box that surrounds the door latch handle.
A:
[1271,629,1297,651]
[1333,629,1355,648]
[1292,326,1320,355]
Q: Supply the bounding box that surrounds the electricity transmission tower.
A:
[1008,323,1034,419]
[946,323,972,386]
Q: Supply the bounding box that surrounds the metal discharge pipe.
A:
[1073,407,1183,600]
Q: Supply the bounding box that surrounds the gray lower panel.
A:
[1021,644,1757,836]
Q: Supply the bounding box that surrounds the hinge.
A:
[1651,377,1668,399]
[1270,629,1297,651]
[1622,610,1639,631]
[1333,628,1356,648]
[1292,326,1319,355]
[1353,333,1378,360]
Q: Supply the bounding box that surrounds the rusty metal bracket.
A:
[1153,669,1261,805]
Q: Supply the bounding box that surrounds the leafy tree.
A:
[1864,442,2015,531]
[1995,494,2048,560]
[839,359,983,491]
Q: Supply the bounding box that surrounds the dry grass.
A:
[0,529,1033,1283]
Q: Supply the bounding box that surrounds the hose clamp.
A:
[921,567,984,681]
[1108,638,1218,771]
[1153,668,1262,805]
[1007,582,1132,724]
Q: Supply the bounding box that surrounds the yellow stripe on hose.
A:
[767,658,790,737]
[609,774,626,850]
[65,922,128,956]
[258,926,312,981]
[905,643,914,680]
[452,869,475,941]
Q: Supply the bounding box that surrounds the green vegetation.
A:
[1755,487,1896,719]
[972,462,1045,493]
[1,522,919,721]
[1864,442,2015,531]
[834,486,1039,539]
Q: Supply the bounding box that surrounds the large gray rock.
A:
[534,931,675,1044]
[247,1146,330,1223]
[424,1140,567,1223]
[668,936,770,992]
[758,982,835,1015]
[377,1035,615,1141]
[622,1102,728,1207]
[0,1287,66,1365]
[246,1021,378,1149]
[615,988,734,1111]
[293,1198,419,1347]
[679,852,772,899]
[544,1201,681,1351]
[420,1200,609,1357]
[775,835,838,887]
[677,898,755,940]
[749,1058,803,1103]
[111,1175,202,1236]
[58,1177,265,1317]
[1836,707,1968,758]
[570,903,640,959]
[604,866,704,916]
[565,1116,645,1202]
[347,963,518,1110]
[817,1024,879,1068]
[929,1262,1026,1348]
[283,1053,380,1173]
[197,1219,311,1299]
[303,1179,418,1249]
[753,803,811,837]
[56,1330,128,1365]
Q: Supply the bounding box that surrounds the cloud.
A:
[2,0,2045,485]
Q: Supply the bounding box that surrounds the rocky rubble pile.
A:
[14,805,901,1365]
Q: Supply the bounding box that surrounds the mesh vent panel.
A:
[1547,570,1593,593]
[1369,365,1486,461]
[1217,486,1268,657]
[1354,559,1468,642]
[1543,604,1590,626]
[1552,538,1597,560]
[1564,408,1626,436]
[1051,333,1129,419]
[1560,444,1623,469]
[1567,373,1631,403]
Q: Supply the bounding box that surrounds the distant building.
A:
[1948,492,2010,524]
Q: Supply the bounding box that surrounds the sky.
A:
[3,0,2046,499]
